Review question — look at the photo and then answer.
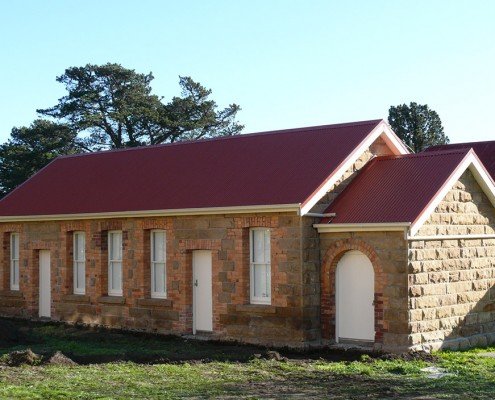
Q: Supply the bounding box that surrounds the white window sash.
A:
[151,230,166,299]
[73,232,86,295]
[108,231,123,296]
[250,229,271,304]
[10,233,19,291]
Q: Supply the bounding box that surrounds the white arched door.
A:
[336,250,374,343]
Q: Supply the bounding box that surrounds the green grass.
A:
[1,318,495,399]
[0,363,258,399]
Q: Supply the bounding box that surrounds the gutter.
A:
[0,203,301,223]
[313,222,411,233]
[303,212,336,218]
[407,233,495,241]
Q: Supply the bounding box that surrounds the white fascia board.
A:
[409,150,495,237]
[379,123,411,155]
[314,222,410,233]
[467,153,495,205]
[300,121,409,216]
[0,204,301,223]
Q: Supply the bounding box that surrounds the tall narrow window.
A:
[250,228,271,304]
[73,232,85,295]
[151,230,166,299]
[10,233,19,291]
[108,231,123,296]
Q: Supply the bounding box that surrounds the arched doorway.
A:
[336,250,374,343]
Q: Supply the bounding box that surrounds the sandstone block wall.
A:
[0,212,307,347]
[409,170,495,351]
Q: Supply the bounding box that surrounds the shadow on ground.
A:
[0,317,385,365]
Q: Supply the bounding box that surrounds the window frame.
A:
[150,230,167,299]
[10,233,19,291]
[249,228,271,305]
[73,231,86,295]
[108,230,123,297]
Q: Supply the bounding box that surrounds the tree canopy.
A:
[388,102,449,153]
[38,63,243,151]
[0,63,243,197]
[0,120,79,197]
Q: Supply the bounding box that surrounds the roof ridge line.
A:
[429,140,495,148]
[375,148,471,161]
[58,119,384,160]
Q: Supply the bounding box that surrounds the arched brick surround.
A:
[321,238,386,344]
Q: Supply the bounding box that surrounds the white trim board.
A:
[409,150,495,237]
[300,120,409,216]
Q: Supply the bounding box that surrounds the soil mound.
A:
[46,351,77,365]
[3,349,41,366]
[253,350,288,362]
[379,350,439,363]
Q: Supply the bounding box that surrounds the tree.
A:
[38,63,243,151]
[0,63,243,197]
[388,102,449,153]
[0,120,78,197]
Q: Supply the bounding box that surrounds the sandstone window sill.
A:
[236,304,276,314]
[63,294,90,303]
[137,298,173,308]
[98,296,125,305]
[0,290,23,298]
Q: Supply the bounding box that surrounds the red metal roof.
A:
[0,120,383,216]
[426,141,495,180]
[324,149,470,224]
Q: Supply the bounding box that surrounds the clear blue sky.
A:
[0,0,494,143]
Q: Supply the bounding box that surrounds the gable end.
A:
[410,151,495,237]
[301,121,409,215]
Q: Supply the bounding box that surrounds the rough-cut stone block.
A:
[446,281,472,294]
[422,284,446,296]
[428,272,448,284]
[409,286,421,297]
[414,296,439,309]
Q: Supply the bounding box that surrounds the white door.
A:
[39,250,51,318]
[192,250,213,333]
[336,250,374,342]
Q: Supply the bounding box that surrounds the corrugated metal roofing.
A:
[426,141,495,181]
[324,149,470,224]
[0,119,383,216]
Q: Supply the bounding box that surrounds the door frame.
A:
[39,250,51,318]
[335,250,375,344]
[192,250,213,334]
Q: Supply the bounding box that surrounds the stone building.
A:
[0,119,493,352]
